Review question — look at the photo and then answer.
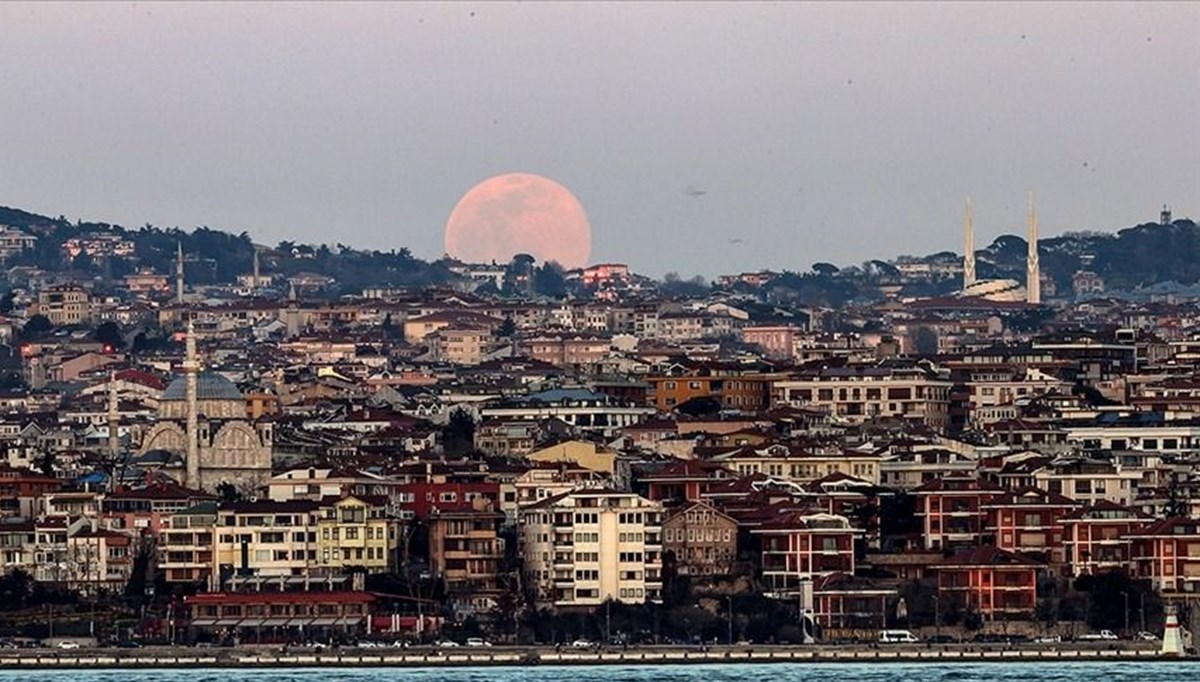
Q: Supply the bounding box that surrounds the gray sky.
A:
[1,2,1196,277]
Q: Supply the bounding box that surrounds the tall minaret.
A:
[285,280,300,338]
[184,320,200,488]
[963,197,976,289]
[1026,192,1041,305]
[176,241,186,305]
[252,248,261,294]
[107,370,120,460]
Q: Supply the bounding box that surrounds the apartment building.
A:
[1060,501,1151,577]
[29,285,94,326]
[160,502,218,585]
[520,489,663,608]
[752,511,859,596]
[662,501,738,576]
[428,498,506,610]
[980,487,1080,564]
[772,364,953,433]
[315,495,399,573]
[1129,517,1200,595]
[427,327,490,365]
[914,474,1005,551]
[211,500,321,589]
[1032,459,1143,507]
[935,546,1038,621]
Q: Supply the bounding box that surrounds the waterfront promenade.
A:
[0,642,1184,668]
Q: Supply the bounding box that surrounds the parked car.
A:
[56,641,80,650]
[1136,631,1160,641]
[571,639,594,649]
[1034,635,1062,643]
[878,630,920,644]
[465,638,492,647]
[1078,630,1119,641]
[436,640,461,648]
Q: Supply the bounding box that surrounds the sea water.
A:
[0,663,1196,682]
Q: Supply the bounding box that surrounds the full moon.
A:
[444,173,592,269]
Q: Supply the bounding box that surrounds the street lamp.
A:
[1122,592,1130,635]
[933,594,941,642]
[726,595,733,646]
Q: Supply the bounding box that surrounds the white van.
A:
[878,630,920,643]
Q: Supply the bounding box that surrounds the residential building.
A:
[914,474,1004,551]
[752,511,859,596]
[772,364,953,433]
[935,546,1038,621]
[520,489,663,608]
[980,487,1080,564]
[1060,501,1151,577]
[428,497,506,611]
[661,501,738,576]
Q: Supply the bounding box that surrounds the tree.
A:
[22,314,53,339]
[911,326,939,356]
[0,291,13,315]
[94,321,125,350]
[495,316,517,339]
[812,262,840,276]
[442,408,477,457]
[533,261,567,298]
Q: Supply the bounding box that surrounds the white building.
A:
[520,489,663,608]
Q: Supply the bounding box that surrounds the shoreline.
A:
[0,645,1192,669]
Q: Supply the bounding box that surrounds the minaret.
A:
[184,320,200,488]
[285,281,300,337]
[176,241,185,305]
[963,197,976,289]
[252,248,261,294]
[1026,192,1041,305]
[107,371,120,459]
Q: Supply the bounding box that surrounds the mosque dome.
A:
[958,279,1026,302]
[162,371,245,402]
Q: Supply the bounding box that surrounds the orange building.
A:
[913,474,1004,551]
[1128,517,1200,596]
[646,367,775,412]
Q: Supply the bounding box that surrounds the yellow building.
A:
[316,495,400,573]
[527,440,618,476]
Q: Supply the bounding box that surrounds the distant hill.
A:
[974,219,1200,292]
[0,205,453,293]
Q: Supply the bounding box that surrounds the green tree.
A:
[21,314,53,339]
[442,408,477,457]
[533,261,567,298]
[94,321,125,350]
[495,316,517,339]
[0,291,13,315]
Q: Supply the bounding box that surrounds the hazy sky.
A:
[1,2,1197,276]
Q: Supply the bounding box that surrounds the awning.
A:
[214,619,243,627]
[336,616,365,626]
[239,618,267,627]
[309,617,339,626]
[285,618,313,628]
[260,618,293,627]
[190,619,217,627]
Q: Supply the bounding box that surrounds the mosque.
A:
[138,322,273,493]
[957,194,1041,304]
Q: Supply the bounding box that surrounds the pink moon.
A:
[444,173,592,269]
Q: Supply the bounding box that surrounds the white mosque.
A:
[958,194,1041,304]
